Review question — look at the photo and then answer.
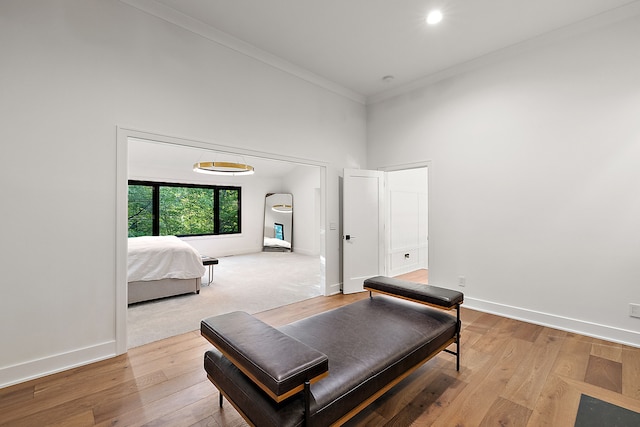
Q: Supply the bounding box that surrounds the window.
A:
[128,180,241,237]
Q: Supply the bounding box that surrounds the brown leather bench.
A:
[200,276,463,426]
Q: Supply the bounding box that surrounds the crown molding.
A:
[119,0,366,104]
[119,0,640,106]
[367,0,640,105]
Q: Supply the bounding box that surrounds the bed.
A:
[127,236,206,304]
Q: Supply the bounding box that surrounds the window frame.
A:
[128,180,242,237]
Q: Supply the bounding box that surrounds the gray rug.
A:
[127,252,322,348]
[574,394,640,427]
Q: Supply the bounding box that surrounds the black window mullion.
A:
[237,188,241,234]
[213,188,220,234]
[152,184,160,236]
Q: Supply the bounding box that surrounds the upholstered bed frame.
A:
[127,236,205,304]
[128,277,201,304]
[200,276,463,426]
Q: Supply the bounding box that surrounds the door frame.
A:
[116,127,329,354]
[377,161,431,279]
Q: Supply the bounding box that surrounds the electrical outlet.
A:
[630,303,640,318]
[458,276,466,287]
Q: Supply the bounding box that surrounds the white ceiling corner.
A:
[121,0,640,104]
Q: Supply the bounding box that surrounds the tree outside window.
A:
[127,181,241,237]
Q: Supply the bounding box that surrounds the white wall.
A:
[0,0,366,387]
[367,15,640,346]
[282,166,322,255]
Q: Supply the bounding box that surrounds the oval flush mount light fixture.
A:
[272,204,292,213]
[426,10,443,25]
[193,161,255,176]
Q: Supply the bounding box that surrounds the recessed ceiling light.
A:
[426,10,443,25]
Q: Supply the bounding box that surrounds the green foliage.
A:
[219,189,239,233]
[127,183,240,237]
[128,185,153,237]
[159,187,214,235]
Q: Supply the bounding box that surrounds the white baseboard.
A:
[465,297,640,348]
[327,282,342,295]
[0,341,117,389]
[292,248,320,256]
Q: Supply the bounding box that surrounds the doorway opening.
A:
[385,166,429,281]
[340,164,429,293]
[116,128,328,351]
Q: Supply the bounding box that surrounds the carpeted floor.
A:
[127,251,323,348]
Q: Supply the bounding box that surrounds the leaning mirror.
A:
[263,193,293,252]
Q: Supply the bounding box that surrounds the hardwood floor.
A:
[2,273,639,426]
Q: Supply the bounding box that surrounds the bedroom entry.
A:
[342,165,429,293]
[117,128,329,351]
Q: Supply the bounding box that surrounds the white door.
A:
[342,168,385,293]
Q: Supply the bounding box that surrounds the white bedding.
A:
[128,236,206,282]
[263,237,291,249]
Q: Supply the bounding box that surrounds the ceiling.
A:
[137,0,638,101]
[129,138,307,180]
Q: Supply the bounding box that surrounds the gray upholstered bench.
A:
[200,276,463,426]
